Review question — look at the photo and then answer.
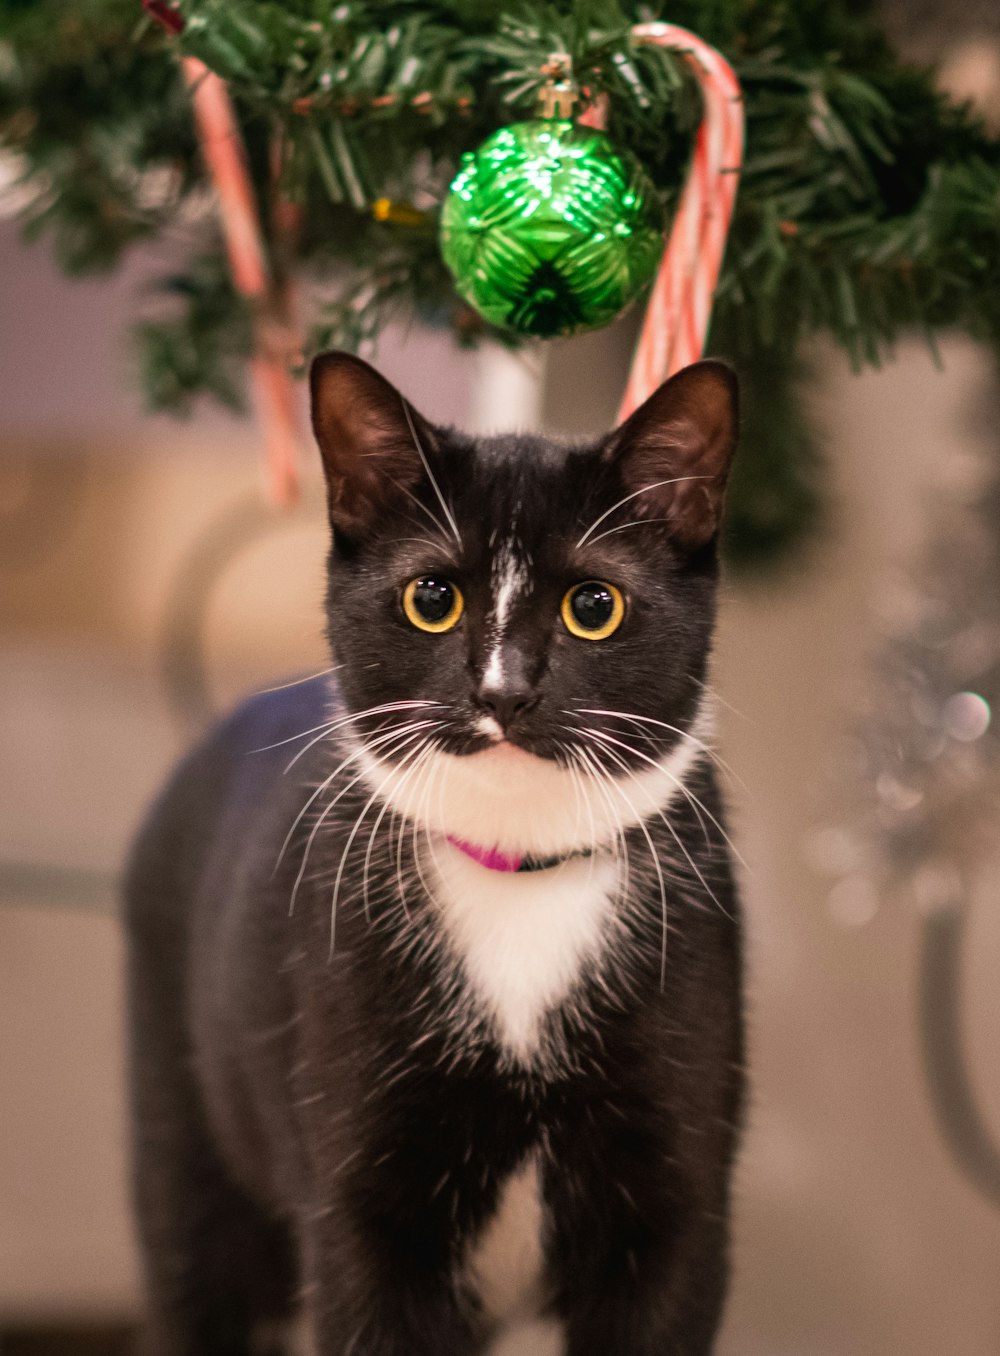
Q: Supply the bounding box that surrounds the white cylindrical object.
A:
[466,344,549,434]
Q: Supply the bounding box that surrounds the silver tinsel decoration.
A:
[812,382,1000,1210]
[813,435,1000,923]
[831,0,1000,920]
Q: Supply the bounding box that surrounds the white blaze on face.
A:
[482,530,531,687]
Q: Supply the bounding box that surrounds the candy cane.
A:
[183,59,302,506]
[617,24,744,421]
[144,2,302,507]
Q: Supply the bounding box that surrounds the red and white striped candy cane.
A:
[617,23,744,421]
[144,3,302,507]
[183,57,302,507]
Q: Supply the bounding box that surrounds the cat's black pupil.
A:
[571,583,614,630]
[412,578,454,622]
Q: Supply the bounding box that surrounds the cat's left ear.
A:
[603,360,739,550]
[310,350,436,540]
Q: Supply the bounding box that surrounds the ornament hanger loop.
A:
[537,51,578,120]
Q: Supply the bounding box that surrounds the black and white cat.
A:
[125,351,745,1356]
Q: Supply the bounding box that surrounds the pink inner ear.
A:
[608,365,738,548]
[670,479,720,546]
[310,352,432,536]
[618,436,722,542]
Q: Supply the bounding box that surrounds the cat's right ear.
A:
[602,361,739,550]
[310,351,433,541]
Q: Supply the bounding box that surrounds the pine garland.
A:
[3,0,1000,565]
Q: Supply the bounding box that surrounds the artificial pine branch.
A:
[3,0,1000,565]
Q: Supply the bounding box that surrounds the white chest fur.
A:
[469,1156,545,1322]
[430,842,622,1064]
[467,1156,566,1356]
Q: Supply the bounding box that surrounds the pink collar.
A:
[447,836,524,872]
[445,837,587,874]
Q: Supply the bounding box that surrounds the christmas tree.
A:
[3,0,1000,565]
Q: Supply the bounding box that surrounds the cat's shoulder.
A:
[182,672,340,784]
[125,674,339,909]
[217,673,339,761]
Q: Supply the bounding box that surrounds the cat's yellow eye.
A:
[402,576,464,633]
[561,581,625,640]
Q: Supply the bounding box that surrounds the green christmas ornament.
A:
[440,119,664,339]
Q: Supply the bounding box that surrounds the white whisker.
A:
[422,744,452,888]
[256,665,345,694]
[402,398,462,547]
[576,477,709,549]
[567,740,629,913]
[586,517,675,546]
[273,718,438,877]
[577,742,669,989]
[287,722,437,917]
[578,727,732,920]
[361,736,444,923]
[574,705,744,790]
[385,474,457,547]
[582,723,713,851]
[328,736,438,957]
[284,701,443,772]
[691,675,749,724]
[412,738,446,901]
[394,537,460,559]
[247,700,438,759]
[580,722,748,873]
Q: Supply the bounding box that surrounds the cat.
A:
[125,349,745,1356]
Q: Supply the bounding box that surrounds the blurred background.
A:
[4,6,1000,1356]
[4,228,1000,1356]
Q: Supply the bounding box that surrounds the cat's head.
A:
[310,351,738,857]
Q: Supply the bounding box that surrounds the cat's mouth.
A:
[469,713,552,761]
[476,714,504,742]
[451,724,565,763]
[468,739,538,764]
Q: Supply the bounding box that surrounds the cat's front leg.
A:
[545,1102,737,1356]
[306,1283,478,1356]
[557,1212,731,1356]
[298,1203,482,1356]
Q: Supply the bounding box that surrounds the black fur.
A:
[126,355,746,1355]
